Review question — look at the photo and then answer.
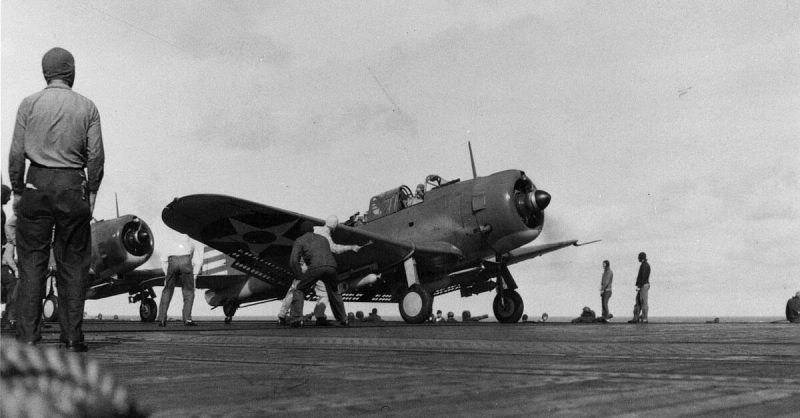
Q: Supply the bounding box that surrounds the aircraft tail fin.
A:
[199,246,238,276]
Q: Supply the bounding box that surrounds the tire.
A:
[139,298,157,322]
[223,302,238,324]
[399,286,433,324]
[223,302,239,318]
[43,295,59,323]
[493,290,524,323]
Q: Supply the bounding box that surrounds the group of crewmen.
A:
[572,252,651,324]
[598,252,651,323]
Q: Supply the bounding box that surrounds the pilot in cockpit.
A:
[406,184,425,206]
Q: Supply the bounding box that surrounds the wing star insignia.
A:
[209,218,298,258]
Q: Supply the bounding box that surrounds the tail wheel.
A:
[399,286,433,324]
[139,298,157,322]
[493,290,524,323]
[43,295,59,323]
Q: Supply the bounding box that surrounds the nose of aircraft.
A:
[533,190,551,210]
[122,219,154,256]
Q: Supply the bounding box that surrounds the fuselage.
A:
[353,169,546,276]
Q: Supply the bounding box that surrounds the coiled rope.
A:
[1,339,147,417]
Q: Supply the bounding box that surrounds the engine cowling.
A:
[472,170,550,254]
[91,215,154,281]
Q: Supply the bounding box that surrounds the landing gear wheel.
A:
[399,286,433,324]
[43,294,59,323]
[223,302,238,324]
[139,298,157,322]
[493,290,524,323]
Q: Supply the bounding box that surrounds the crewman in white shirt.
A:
[157,234,202,326]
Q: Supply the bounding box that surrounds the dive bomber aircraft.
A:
[162,145,596,324]
[42,214,162,322]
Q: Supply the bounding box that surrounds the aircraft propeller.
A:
[532,190,551,210]
[122,219,153,257]
[514,188,551,225]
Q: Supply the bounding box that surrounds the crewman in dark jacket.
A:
[630,252,651,323]
[8,47,104,351]
[289,220,359,327]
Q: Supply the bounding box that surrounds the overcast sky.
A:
[2,1,798,320]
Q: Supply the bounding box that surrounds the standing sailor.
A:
[9,47,104,352]
[600,260,613,320]
[629,252,651,323]
[157,234,202,326]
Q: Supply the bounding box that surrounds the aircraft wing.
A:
[162,194,463,288]
[162,194,320,288]
[503,240,600,266]
[86,267,165,300]
[121,268,166,288]
[330,224,464,272]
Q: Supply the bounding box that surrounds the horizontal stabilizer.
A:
[200,246,235,275]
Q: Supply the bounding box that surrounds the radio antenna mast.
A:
[468,141,477,179]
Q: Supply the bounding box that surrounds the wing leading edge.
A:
[503,240,601,266]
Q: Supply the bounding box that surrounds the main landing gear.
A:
[139,298,157,322]
[493,290,524,323]
[397,257,434,324]
[399,286,433,324]
[395,255,527,324]
[223,302,239,324]
[43,293,59,322]
[129,288,158,322]
[491,257,524,323]
[42,275,59,322]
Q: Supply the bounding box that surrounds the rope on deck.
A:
[1,339,148,417]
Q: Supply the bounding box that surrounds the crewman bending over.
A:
[289,217,361,327]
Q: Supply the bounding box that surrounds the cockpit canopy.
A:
[366,186,411,222]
